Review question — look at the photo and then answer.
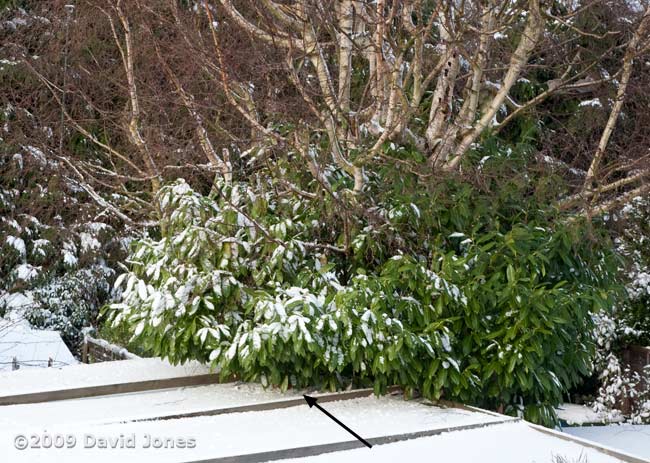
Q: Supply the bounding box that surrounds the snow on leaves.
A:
[108,179,465,395]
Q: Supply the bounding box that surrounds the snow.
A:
[478,155,491,169]
[86,222,112,233]
[62,241,78,266]
[0,320,77,371]
[13,263,40,281]
[563,424,650,459]
[0,412,628,463]
[23,145,47,164]
[84,336,140,360]
[0,358,211,397]
[0,292,34,312]
[556,403,623,425]
[0,395,503,463]
[281,422,627,463]
[0,357,637,463]
[6,235,26,259]
[0,382,305,427]
[32,238,49,257]
[79,232,101,252]
[579,98,603,108]
[12,152,23,168]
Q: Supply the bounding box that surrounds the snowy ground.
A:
[563,425,650,459]
[556,403,624,425]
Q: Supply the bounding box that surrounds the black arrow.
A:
[303,395,372,449]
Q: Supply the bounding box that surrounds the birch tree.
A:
[211,0,623,195]
[215,1,548,184]
[7,0,650,221]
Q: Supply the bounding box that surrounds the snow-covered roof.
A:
[565,425,650,461]
[0,358,646,463]
[0,291,34,313]
[276,422,642,463]
[0,356,209,397]
[0,320,77,371]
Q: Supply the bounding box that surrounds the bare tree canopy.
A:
[1,0,649,222]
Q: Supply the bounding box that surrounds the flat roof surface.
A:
[0,358,646,463]
[0,321,77,371]
[564,425,650,459]
[279,421,635,463]
[0,357,210,397]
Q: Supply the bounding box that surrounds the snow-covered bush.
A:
[24,265,113,348]
[0,147,125,353]
[108,175,620,426]
[0,210,119,351]
[593,352,650,424]
[108,179,465,392]
[1,219,117,350]
[618,196,650,346]
[589,197,650,423]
